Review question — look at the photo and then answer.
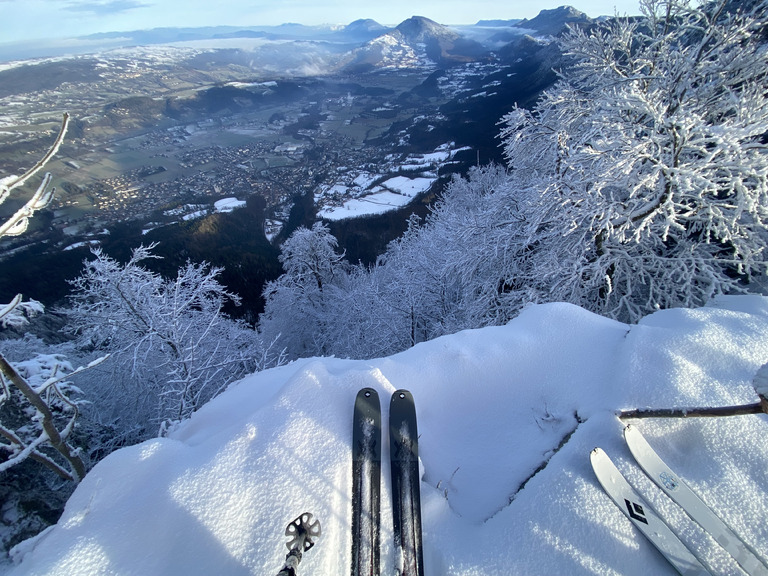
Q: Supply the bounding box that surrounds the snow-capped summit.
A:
[516,5,592,35]
[394,16,461,44]
[342,15,488,71]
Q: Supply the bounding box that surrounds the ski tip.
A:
[590,447,609,468]
[623,424,649,452]
[391,389,413,402]
[357,387,379,400]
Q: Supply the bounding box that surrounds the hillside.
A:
[5,297,768,575]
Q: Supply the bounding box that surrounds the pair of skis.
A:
[591,425,768,576]
[352,388,424,576]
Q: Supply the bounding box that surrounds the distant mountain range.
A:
[79,7,591,46]
[0,7,593,65]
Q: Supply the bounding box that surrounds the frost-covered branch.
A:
[0,353,89,481]
[0,113,69,238]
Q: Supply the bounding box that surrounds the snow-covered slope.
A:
[6,298,768,575]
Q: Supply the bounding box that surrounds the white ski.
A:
[590,447,711,576]
[624,424,768,576]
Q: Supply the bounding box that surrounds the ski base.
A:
[590,447,711,576]
[624,425,768,576]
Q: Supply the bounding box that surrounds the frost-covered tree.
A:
[344,165,535,347]
[372,212,464,343]
[499,0,768,321]
[323,227,446,359]
[260,223,349,359]
[408,165,531,330]
[259,167,533,360]
[67,245,275,441]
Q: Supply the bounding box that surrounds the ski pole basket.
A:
[276,512,322,576]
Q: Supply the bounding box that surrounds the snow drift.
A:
[6,297,768,575]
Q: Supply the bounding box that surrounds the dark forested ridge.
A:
[0,197,282,319]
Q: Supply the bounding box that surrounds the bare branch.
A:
[618,402,766,420]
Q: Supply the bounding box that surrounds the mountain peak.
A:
[517,5,591,35]
[345,19,387,33]
[541,5,587,18]
[336,18,391,42]
[395,16,460,42]
[343,15,488,73]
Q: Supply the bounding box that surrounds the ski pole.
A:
[276,512,322,576]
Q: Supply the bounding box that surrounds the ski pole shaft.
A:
[276,548,302,576]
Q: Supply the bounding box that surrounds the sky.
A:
[1,0,642,44]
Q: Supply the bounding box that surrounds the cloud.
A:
[65,0,150,15]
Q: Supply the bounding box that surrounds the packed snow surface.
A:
[7,297,768,575]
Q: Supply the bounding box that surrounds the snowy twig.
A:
[0,113,70,237]
[618,402,766,420]
[620,362,768,419]
[34,355,109,396]
[0,352,87,481]
[0,422,76,481]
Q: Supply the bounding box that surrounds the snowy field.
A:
[214,197,247,213]
[6,297,768,575]
[318,176,434,221]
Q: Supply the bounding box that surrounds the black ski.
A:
[389,390,424,576]
[351,388,382,576]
